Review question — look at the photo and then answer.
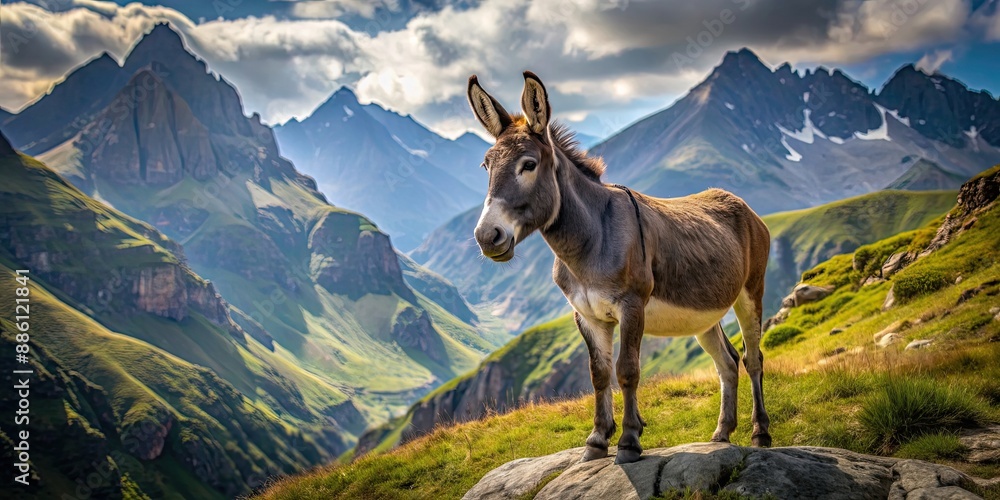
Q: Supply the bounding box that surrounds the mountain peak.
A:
[124,22,196,72]
[720,47,764,67]
[139,23,187,50]
[331,86,359,103]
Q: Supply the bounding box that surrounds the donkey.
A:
[467,71,772,464]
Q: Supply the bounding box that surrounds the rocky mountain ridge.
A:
[274,86,486,250]
[1,22,496,455]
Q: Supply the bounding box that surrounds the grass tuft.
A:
[895,432,968,461]
[894,266,950,302]
[762,325,804,350]
[859,377,984,453]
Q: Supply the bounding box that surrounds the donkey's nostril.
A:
[492,227,506,246]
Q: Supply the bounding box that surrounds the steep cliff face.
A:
[309,210,416,301]
[0,156,245,340]
[877,65,1000,148]
[400,339,591,446]
[392,306,447,364]
[78,66,219,185]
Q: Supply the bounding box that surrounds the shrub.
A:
[893,266,949,302]
[762,325,804,350]
[896,433,968,461]
[859,377,983,453]
[852,232,915,277]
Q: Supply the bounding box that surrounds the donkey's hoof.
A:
[614,446,643,465]
[581,446,608,462]
[751,433,772,448]
[710,434,731,443]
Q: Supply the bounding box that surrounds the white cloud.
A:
[287,0,399,19]
[0,0,985,135]
[915,49,953,74]
[0,1,194,111]
[971,1,1000,41]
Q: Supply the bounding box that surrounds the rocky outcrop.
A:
[878,65,1000,148]
[766,283,833,329]
[466,443,993,500]
[399,341,590,448]
[326,400,368,436]
[121,404,174,461]
[923,166,1000,257]
[185,223,296,291]
[782,284,834,308]
[392,306,446,363]
[0,199,245,340]
[309,211,415,301]
[229,306,275,350]
[399,255,477,324]
[78,65,219,186]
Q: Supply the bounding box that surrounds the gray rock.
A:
[877,333,902,348]
[882,285,896,310]
[785,284,834,308]
[960,425,1000,464]
[905,339,933,350]
[882,252,913,278]
[462,447,582,500]
[989,307,999,315]
[466,444,987,500]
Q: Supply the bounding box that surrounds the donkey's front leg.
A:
[615,299,646,464]
[576,312,616,462]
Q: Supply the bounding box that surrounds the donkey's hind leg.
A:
[734,288,771,447]
[696,323,739,443]
[575,312,616,462]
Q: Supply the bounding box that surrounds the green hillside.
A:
[762,189,957,313]
[0,153,353,497]
[260,167,1000,500]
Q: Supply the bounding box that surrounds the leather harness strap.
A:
[611,184,647,262]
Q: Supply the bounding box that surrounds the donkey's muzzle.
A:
[475,224,513,262]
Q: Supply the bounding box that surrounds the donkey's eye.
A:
[522,160,537,172]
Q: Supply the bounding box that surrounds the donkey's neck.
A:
[540,149,611,265]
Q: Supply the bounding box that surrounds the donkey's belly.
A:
[643,298,729,337]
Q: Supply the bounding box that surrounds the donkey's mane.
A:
[549,121,606,182]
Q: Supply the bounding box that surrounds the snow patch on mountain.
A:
[781,136,802,162]
[392,134,429,158]
[777,109,826,145]
[966,126,980,152]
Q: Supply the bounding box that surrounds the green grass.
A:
[257,344,1000,500]
[762,325,803,349]
[859,377,986,453]
[896,433,969,461]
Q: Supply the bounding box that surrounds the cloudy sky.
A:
[2,0,999,138]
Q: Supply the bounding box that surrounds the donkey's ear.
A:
[521,71,551,135]
[468,75,512,139]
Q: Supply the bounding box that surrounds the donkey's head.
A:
[468,71,560,262]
